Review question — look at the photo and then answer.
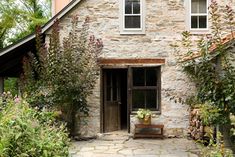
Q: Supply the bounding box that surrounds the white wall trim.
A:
[187,0,210,34]
[119,0,146,35]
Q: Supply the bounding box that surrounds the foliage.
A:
[180,1,235,123]
[194,103,222,126]
[200,131,233,157]
[136,108,152,119]
[21,16,103,136]
[0,0,50,48]
[229,114,235,143]
[178,0,235,151]
[0,94,70,157]
[4,78,18,96]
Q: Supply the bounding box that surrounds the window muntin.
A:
[190,0,208,29]
[131,67,160,111]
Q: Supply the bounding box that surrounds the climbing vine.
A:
[180,1,235,124]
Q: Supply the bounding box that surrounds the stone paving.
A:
[70,131,200,157]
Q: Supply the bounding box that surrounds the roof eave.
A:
[0,0,82,56]
[181,32,235,63]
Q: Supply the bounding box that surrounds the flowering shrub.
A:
[0,96,70,156]
[21,16,103,136]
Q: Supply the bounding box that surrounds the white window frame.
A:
[189,0,209,32]
[119,0,145,34]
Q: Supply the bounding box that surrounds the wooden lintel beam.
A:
[98,58,165,65]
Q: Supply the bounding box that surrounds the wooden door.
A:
[104,70,121,132]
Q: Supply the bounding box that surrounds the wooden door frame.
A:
[127,66,132,133]
[100,67,130,133]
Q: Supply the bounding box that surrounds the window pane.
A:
[132,90,145,109]
[191,0,198,13]
[146,68,157,86]
[131,67,160,111]
[191,0,207,13]
[125,16,141,28]
[125,0,132,14]
[199,0,207,13]
[191,16,198,28]
[146,90,157,109]
[133,68,144,86]
[199,16,207,28]
[133,1,140,14]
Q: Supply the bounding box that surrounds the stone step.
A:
[97,131,131,141]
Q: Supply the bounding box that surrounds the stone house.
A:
[0,0,234,137]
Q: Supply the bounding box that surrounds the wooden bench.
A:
[134,124,164,139]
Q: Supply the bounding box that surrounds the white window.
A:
[190,0,208,30]
[120,0,145,34]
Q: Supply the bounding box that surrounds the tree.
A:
[0,0,50,48]
[21,16,103,136]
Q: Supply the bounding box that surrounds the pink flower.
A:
[14,97,21,104]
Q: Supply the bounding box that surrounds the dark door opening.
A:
[103,69,127,132]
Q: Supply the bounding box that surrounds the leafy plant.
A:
[4,78,18,96]
[200,131,233,157]
[136,108,152,119]
[20,16,103,136]
[178,1,235,150]
[0,96,70,157]
[180,1,235,117]
[195,103,222,126]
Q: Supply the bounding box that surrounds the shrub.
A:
[0,96,70,157]
[196,103,222,126]
[200,131,233,157]
[21,16,103,136]
[4,78,18,96]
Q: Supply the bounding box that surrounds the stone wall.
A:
[77,78,101,137]
[45,0,234,137]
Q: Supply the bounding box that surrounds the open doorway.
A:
[103,69,127,132]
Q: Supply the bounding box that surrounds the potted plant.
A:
[136,108,152,125]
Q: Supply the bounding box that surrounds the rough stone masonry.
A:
[45,0,235,137]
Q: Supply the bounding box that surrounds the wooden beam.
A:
[98,58,165,65]
[0,77,4,94]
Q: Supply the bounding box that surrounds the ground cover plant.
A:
[0,93,70,157]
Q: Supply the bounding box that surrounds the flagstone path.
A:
[70,131,200,157]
